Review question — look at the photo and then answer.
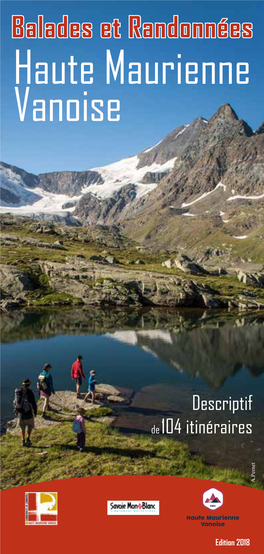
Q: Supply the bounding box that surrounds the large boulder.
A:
[5,390,110,434]
[0,299,23,311]
[107,395,128,404]
[95,384,121,396]
[175,255,208,275]
[162,259,175,269]
[204,248,225,258]
[201,294,222,309]
[105,255,120,265]
[0,266,33,300]
[29,222,57,235]
[237,271,264,288]
[89,255,106,263]
[162,255,208,275]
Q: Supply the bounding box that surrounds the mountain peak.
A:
[256,122,264,135]
[213,103,238,121]
[137,117,207,169]
[191,116,208,128]
[208,103,253,137]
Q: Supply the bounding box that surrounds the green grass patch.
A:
[0,422,262,490]
[85,407,113,419]
[27,292,83,306]
[38,273,50,288]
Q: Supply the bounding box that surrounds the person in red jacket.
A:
[71,355,85,398]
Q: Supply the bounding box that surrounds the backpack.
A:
[37,374,48,392]
[72,419,82,434]
[13,388,32,415]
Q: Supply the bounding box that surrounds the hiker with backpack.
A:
[14,378,37,447]
[72,407,86,452]
[71,355,85,398]
[37,363,55,418]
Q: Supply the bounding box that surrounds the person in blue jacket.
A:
[38,363,55,417]
[84,370,97,405]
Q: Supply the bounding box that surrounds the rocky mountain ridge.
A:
[1,113,201,212]
[1,103,263,258]
[65,105,264,231]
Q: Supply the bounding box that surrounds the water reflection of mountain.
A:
[1,307,264,388]
[107,326,264,388]
[1,307,264,343]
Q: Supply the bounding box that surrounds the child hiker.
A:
[84,370,97,405]
[72,408,86,452]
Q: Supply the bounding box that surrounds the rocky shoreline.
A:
[4,384,264,480]
[5,386,133,435]
[1,256,264,312]
[2,386,261,490]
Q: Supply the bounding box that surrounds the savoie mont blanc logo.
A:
[203,488,224,510]
[25,492,58,525]
[107,500,159,515]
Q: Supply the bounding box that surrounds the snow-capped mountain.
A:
[0,116,207,222]
[0,154,177,220]
[1,104,263,249]
[121,104,264,250]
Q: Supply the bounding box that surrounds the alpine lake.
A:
[1,306,264,478]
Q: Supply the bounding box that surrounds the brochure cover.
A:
[0,1,263,552]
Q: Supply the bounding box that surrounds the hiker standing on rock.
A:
[38,363,55,418]
[84,370,97,405]
[13,379,37,447]
[71,355,85,398]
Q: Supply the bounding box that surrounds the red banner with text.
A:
[1,476,262,553]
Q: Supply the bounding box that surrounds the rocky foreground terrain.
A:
[1,214,264,311]
[5,387,131,435]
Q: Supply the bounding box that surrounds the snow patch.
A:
[141,347,158,357]
[142,125,189,153]
[173,125,189,140]
[143,140,162,153]
[137,330,173,344]
[0,184,82,216]
[106,331,138,346]
[181,183,226,208]
[87,155,177,200]
[106,329,173,346]
[0,166,41,206]
[233,235,248,240]
[227,194,264,202]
